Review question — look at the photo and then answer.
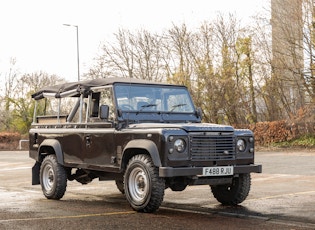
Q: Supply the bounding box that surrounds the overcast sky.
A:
[0,0,268,82]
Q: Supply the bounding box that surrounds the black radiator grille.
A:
[190,133,235,160]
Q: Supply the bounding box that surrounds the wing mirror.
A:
[196,107,202,120]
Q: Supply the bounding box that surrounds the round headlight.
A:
[174,139,186,153]
[237,139,246,152]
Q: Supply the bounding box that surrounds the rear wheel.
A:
[211,173,251,205]
[40,154,67,200]
[115,179,125,194]
[124,154,165,213]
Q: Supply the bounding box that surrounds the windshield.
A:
[114,84,195,113]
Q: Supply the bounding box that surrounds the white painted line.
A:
[0,166,31,172]
[0,211,135,223]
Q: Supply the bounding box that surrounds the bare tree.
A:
[185,22,222,123]
[235,37,258,123]
[212,14,245,124]
[89,29,166,82]
[94,29,135,79]
[250,11,276,121]
[163,23,193,88]
[5,71,64,133]
[86,7,314,125]
[0,58,18,131]
[131,30,166,81]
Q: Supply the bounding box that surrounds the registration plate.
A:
[202,166,234,176]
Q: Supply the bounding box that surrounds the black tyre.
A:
[115,179,125,194]
[40,154,67,200]
[211,173,251,205]
[124,154,165,213]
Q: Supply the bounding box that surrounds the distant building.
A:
[271,0,304,113]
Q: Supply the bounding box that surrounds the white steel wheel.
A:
[128,166,149,204]
[42,163,55,193]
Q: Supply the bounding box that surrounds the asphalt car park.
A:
[0,149,314,229]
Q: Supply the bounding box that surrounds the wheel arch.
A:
[38,139,64,164]
[121,139,161,170]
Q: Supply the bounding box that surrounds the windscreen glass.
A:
[114,85,194,113]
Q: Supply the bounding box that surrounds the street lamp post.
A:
[63,24,80,81]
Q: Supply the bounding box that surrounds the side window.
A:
[100,88,115,121]
[90,93,100,118]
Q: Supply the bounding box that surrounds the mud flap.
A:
[32,162,41,185]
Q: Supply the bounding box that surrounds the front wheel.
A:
[40,154,67,200]
[124,154,165,213]
[211,173,251,205]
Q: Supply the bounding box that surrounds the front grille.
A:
[190,132,235,160]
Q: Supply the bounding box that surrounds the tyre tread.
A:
[211,173,251,205]
[40,154,67,200]
[124,154,165,213]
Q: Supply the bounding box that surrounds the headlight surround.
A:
[174,138,186,153]
[237,139,246,152]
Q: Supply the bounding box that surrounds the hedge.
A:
[0,132,21,150]
[237,120,315,146]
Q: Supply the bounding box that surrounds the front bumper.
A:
[159,164,262,177]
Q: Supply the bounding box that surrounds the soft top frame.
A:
[31,77,178,100]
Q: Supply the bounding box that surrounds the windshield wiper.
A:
[136,103,157,114]
[142,103,157,109]
[170,103,187,112]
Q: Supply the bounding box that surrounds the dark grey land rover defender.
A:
[29,78,262,212]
